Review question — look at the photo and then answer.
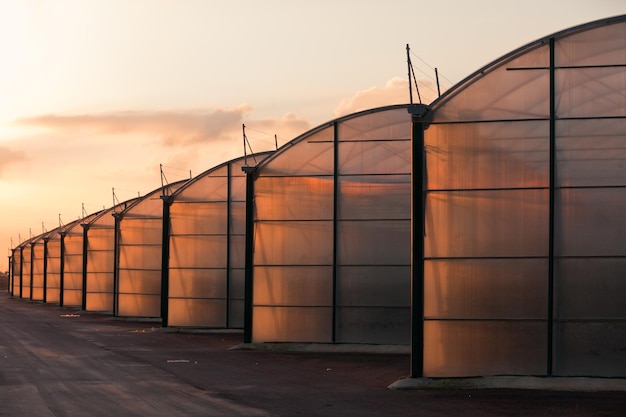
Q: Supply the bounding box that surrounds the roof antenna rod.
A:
[435,67,441,97]
[406,44,422,104]
[242,124,258,166]
[274,134,278,151]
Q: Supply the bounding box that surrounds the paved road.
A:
[1,291,625,416]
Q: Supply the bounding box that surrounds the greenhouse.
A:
[409,15,626,378]
[43,227,64,304]
[163,153,271,328]
[82,198,139,313]
[114,181,187,318]
[60,216,98,308]
[247,105,413,345]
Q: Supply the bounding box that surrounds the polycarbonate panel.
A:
[46,239,61,303]
[337,266,410,307]
[424,321,547,377]
[172,166,228,201]
[229,300,244,328]
[557,118,626,187]
[169,203,228,235]
[230,202,246,236]
[118,245,162,269]
[85,271,114,292]
[31,244,45,301]
[85,227,115,251]
[335,307,410,345]
[254,266,333,306]
[255,176,334,221]
[260,128,334,176]
[85,293,113,312]
[556,188,626,256]
[63,290,82,307]
[338,175,410,220]
[337,220,410,265]
[424,259,548,319]
[556,67,626,118]
[338,141,410,175]
[433,45,549,122]
[425,189,549,258]
[252,306,332,343]
[118,269,161,294]
[338,108,411,141]
[230,235,246,268]
[555,20,626,67]
[230,176,247,201]
[425,121,549,190]
[170,235,227,269]
[554,321,626,377]
[168,268,227,298]
[11,251,21,296]
[86,248,115,270]
[168,299,227,327]
[230,269,245,299]
[21,246,31,299]
[117,294,160,317]
[556,258,626,318]
[119,219,162,245]
[254,221,333,265]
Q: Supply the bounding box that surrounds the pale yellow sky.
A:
[1,0,624,269]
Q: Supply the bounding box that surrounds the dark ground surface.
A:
[1,291,625,417]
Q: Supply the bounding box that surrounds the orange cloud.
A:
[333,77,441,117]
[0,146,27,177]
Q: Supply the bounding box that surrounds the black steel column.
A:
[332,121,339,342]
[547,36,556,376]
[410,105,428,378]
[29,243,34,301]
[59,233,66,306]
[43,238,49,303]
[8,254,12,294]
[81,224,89,310]
[112,214,121,316]
[242,165,257,343]
[226,163,232,328]
[160,196,172,327]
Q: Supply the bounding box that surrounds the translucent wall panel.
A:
[11,250,21,297]
[424,321,547,376]
[116,182,185,318]
[425,121,549,190]
[252,106,412,344]
[62,232,84,307]
[21,246,31,299]
[425,190,549,258]
[85,226,116,312]
[434,45,549,122]
[165,156,270,329]
[421,16,626,377]
[45,238,62,304]
[30,242,45,301]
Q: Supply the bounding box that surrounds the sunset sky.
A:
[1,0,624,269]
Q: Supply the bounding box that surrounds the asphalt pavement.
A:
[1,291,625,416]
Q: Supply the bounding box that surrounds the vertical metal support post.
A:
[43,239,49,303]
[29,243,34,301]
[19,247,24,299]
[226,164,232,328]
[410,107,427,378]
[547,37,556,376]
[59,233,66,306]
[8,254,12,294]
[242,166,257,343]
[160,196,171,327]
[112,214,121,317]
[332,121,339,342]
[81,225,89,310]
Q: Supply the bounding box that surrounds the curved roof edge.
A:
[256,104,412,171]
[430,14,626,110]
[170,151,275,198]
